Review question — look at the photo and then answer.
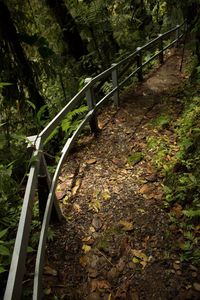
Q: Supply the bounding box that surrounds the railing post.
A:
[38,154,62,223]
[136,47,143,82]
[176,24,180,47]
[111,63,119,106]
[158,34,164,64]
[85,78,99,135]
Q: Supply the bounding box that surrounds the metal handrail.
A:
[4,21,186,300]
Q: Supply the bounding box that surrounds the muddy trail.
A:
[43,49,200,300]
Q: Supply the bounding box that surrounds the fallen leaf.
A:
[102,189,111,201]
[171,203,183,218]
[193,282,200,292]
[91,279,110,292]
[43,266,57,276]
[132,257,140,264]
[131,249,149,269]
[119,220,134,231]
[114,279,131,299]
[62,194,69,205]
[89,226,95,233]
[89,199,101,212]
[82,236,94,245]
[55,190,66,200]
[173,262,181,270]
[71,179,81,196]
[73,203,81,212]
[112,158,124,167]
[82,244,91,253]
[86,158,97,165]
[139,184,154,195]
[79,256,88,267]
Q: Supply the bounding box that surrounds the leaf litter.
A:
[44,49,200,300]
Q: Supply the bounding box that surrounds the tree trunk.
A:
[46,0,88,60]
[0,0,46,112]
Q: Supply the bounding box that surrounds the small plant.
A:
[153,114,171,129]
[127,151,144,165]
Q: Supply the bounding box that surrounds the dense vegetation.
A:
[0,0,200,297]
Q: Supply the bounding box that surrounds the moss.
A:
[153,114,171,129]
[127,151,144,165]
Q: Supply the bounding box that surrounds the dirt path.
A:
[43,49,200,300]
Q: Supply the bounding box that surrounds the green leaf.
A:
[0,122,7,128]
[0,229,8,239]
[0,82,13,88]
[26,100,36,111]
[0,265,6,274]
[27,246,35,253]
[36,104,48,126]
[0,245,10,256]
[44,126,59,145]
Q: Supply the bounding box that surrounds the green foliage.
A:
[0,164,21,283]
[146,135,171,172]
[0,0,194,293]
[61,105,88,137]
[153,114,171,129]
[183,209,200,219]
[127,151,144,165]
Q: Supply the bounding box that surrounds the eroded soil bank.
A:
[43,49,200,300]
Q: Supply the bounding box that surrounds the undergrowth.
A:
[147,78,200,264]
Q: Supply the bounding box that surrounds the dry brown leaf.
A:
[112,158,124,167]
[79,256,88,267]
[86,158,97,165]
[139,184,154,195]
[71,179,81,196]
[43,266,58,276]
[91,279,110,292]
[89,226,95,233]
[82,236,94,245]
[119,220,134,231]
[171,203,183,218]
[73,203,81,212]
[55,190,65,200]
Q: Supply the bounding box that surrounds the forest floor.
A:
[43,48,200,300]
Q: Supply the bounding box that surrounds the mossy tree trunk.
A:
[46,0,88,60]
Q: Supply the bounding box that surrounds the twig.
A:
[96,248,115,267]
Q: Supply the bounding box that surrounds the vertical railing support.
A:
[38,154,62,223]
[111,63,119,106]
[136,47,143,82]
[158,34,164,64]
[176,24,180,47]
[85,78,99,135]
